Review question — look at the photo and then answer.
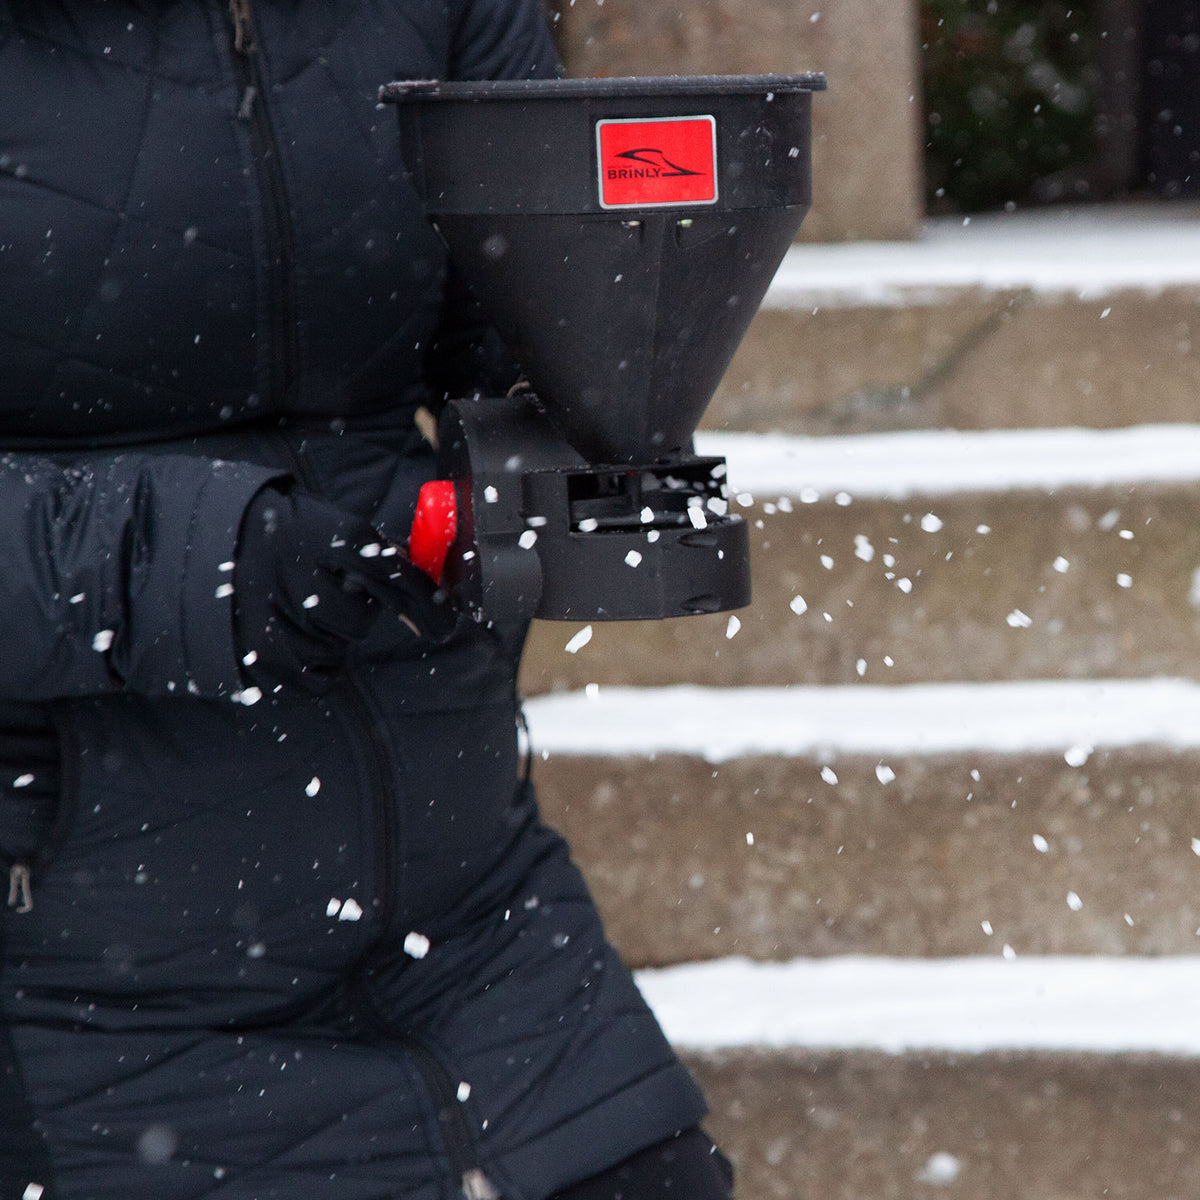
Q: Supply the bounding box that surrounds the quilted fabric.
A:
[0,1,550,440]
[0,4,708,1197]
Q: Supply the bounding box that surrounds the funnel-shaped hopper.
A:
[384,75,825,464]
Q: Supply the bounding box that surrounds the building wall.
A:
[551,0,925,241]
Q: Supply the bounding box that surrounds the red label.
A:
[596,116,717,209]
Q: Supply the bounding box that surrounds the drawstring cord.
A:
[462,1167,500,1200]
[7,863,32,914]
[229,0,258,120]
[229,0,254,54]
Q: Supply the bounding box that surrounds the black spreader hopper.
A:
[382,74,825,624]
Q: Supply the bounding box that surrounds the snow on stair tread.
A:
[767,202,1200,308]
[523,679,1200,762]
[695,423,1200,499]
[636,955,1200,1055]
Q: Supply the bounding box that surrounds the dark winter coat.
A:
[0,4,707,1198]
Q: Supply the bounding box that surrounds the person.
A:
[0,2,736,1197]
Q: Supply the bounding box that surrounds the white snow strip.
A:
[767,203,1200,308]
[693,424,1200,500]
[636,956,1200,1056]
[523,679,1200,762]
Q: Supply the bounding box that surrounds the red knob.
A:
[408,480,458,582]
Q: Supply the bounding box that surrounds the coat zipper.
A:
[233,0,402,944]
[351,978,500,1200]
[340,681,398,949]
[228,0,405,965]
[336,702,498,1200]
[405,1038,501,1200]
[227,11,493,1191]
[259,455,500,1200]
[229,0,299,410]
[227,0,399,958]
[265,425,401,955]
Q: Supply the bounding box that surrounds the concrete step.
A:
[519,426,1200,694]
[638,957,1200,1200]
[707,203,1200,437]
[519,40,1175,1200]
[525,682,1200,964]
[687,1047,1200,1200]
[510,205,1200,1200]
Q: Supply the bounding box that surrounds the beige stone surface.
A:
[687,1049,1200,1200]
[707,287,1200,436]
[520,484,1200,693]
[536,749,1200,965]
[550,0,923,242]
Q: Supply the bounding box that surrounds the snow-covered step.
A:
[707,204,1200,437]
[768,205,1200,310]
[697,424,1200,498]
[524,679,1200,762]
[644,958,1200,1197]
[636,955,1200,1055]
[525,683,1200,963]
[522,430,1200,692]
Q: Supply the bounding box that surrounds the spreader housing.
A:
[382,74,825,622]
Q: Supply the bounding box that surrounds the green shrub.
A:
[921,0,1102,211]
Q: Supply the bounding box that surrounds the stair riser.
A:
[709,288,1200,436]
[521,485,1200,692]
[536,749,1200,963]
[687,1048,1200,1200]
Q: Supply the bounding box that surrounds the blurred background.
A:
[519,4,1200,1198]
[549,0,1200,235]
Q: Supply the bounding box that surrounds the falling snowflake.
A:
[565,626,593,654]
[1064,744,1091,768]
[404,931,431,959]
[915,1152,961,1185]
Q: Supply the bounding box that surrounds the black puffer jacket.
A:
[0,4,706,1198]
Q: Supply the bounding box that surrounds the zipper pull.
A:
[461,1168,500,1200]
[7,862,32,914]
[229,0,255,55]
[237,84,258,122]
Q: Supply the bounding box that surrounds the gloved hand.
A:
[233,486,454,692]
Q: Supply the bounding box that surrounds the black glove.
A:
[233,486,454,692]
